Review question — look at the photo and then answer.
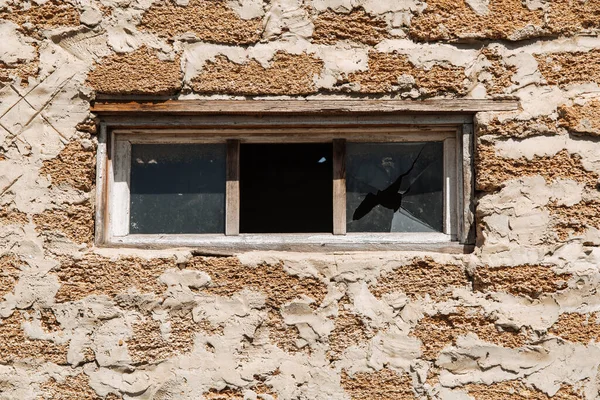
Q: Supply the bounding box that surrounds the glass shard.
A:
[346,142,444,233]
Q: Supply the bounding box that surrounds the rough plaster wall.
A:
[1,0,600,399]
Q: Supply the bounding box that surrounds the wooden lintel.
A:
[91,99,520,115]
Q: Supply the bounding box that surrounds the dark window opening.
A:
[240,143,333,233]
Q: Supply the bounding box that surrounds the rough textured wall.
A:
[1,0,600,399]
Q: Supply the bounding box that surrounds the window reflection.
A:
[346,142,444,233]
[129,144,226,234]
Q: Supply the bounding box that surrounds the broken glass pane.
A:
[129,144,226,234]
[346,142,444,233]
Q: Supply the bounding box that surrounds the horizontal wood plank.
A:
[100,114,474,128]
[109,242,474,254]
[107,233,473,253]
[92,99,519,115]
[113,128,457,144]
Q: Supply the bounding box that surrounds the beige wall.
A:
[1,0,600,398]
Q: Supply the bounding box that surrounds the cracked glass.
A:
[346,142,444,233]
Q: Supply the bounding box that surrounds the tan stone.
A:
[86,47,182,95]
[33,201,94,245]
[346,51,466,95]
[327,298,374,361]
[341,369,414,399]
[0,59,39,86]
[312,8,389,45]
[53,254,177,302]
[40,140,95,192]
[473,265,571,299]
[463,381,581,400]
[546,0,600,37]
[370,258,469,301]
[480,47,517,95]
[0,0,80,38]
[127,309,222,363]
[139,0,262,45]
[550,313,600,344]
[0,254,23,298]
[128,317,172,363]
[191,52,323,96]
[204,388,245,400]
[0,312,68,364]
[476,146,599,192]
[40,308,62,333]
[558,100,600,137]
[477,116,558,138]
[0,206,28,225]
[39,373,122,400]
[411,308,527,360]
[75,118,98,135]
[204,384,278,399]
[536,50,600,87]
[194,257,327,310]
[97,4,113,17]
[409,0,543,41]
[265,309,304,354]
[192,257,327,352]
[548,200,600,239]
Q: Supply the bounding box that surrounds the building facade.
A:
[1,0,600,398]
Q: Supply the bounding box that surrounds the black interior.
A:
[240,143,333,233]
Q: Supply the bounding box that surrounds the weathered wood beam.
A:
[225,139,240,236]
[332,139,346,236]
[91,99,520,115]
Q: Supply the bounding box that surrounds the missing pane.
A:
[129,144,226,234]
[240,143,333,233]
[346,142,444,233]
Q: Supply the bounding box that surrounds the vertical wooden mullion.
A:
[95,123,108,244]
[456,127,465,243]
[226,139,240,236]
[333,139,346,235]
[461,123,475,244]
[443,136,457,239]
[110,137,131,237]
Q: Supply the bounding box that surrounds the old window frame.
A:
[93,99,519,252]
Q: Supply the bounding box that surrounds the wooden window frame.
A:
[93,99,519,253]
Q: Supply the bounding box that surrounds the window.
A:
[129,143,226,235]
[93,100,519,251]
[239,143,333,234]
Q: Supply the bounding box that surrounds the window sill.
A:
[104,233,473,253]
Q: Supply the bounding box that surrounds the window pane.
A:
[129,144,226,234]
[240,143,332,233]
[346,142,444,233]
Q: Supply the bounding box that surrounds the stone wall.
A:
[1,0,600,399]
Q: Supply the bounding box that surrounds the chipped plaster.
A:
[1,0,600,398]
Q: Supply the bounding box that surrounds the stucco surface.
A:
[1,0,600,399]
